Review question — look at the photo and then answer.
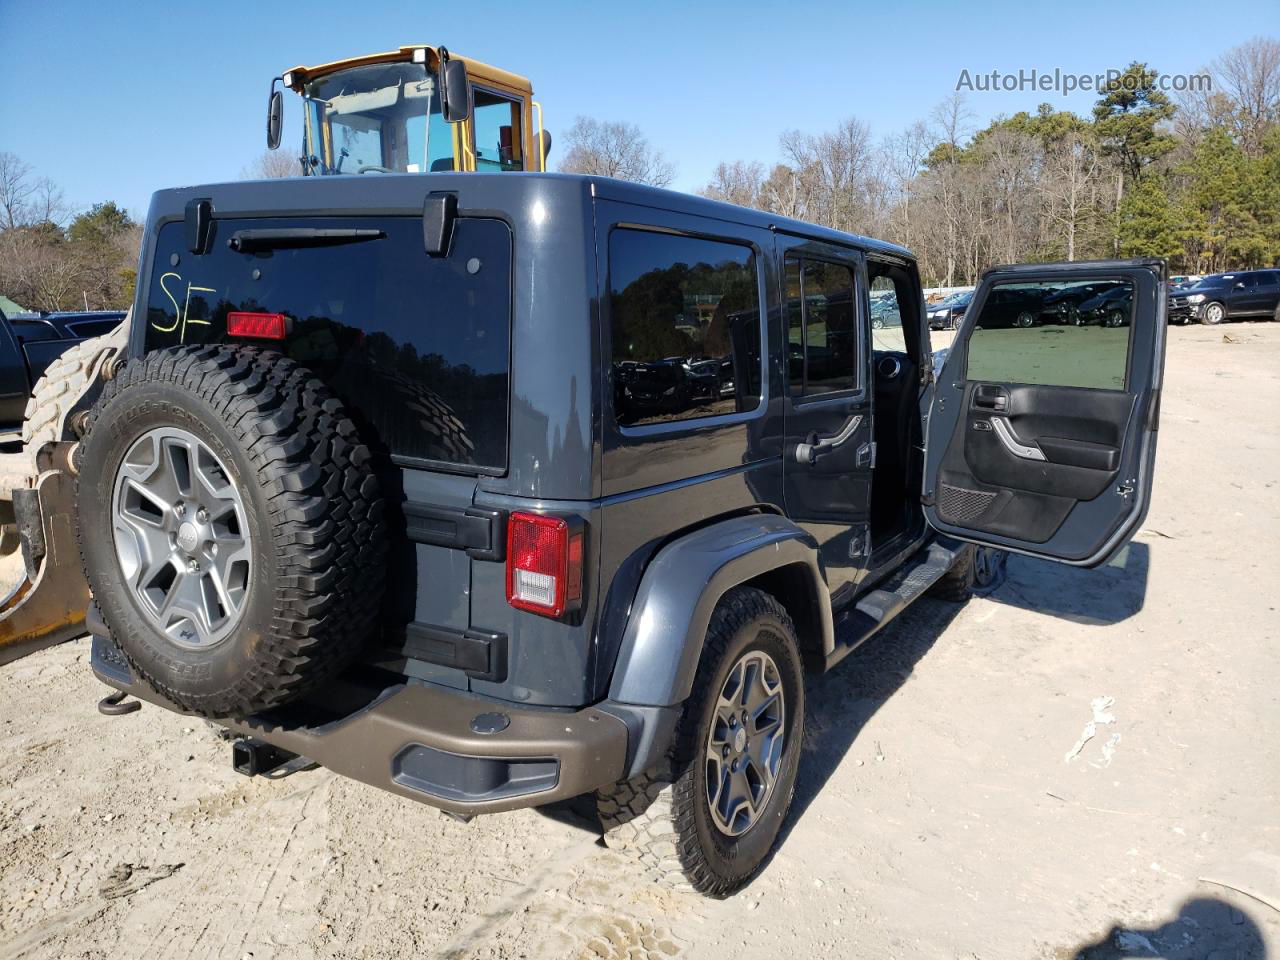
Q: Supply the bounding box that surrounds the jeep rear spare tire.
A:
[78,345,386,717]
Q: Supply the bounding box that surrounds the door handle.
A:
[973,384,1009,411]
[990,416,1046,461]
[795,414,863,465]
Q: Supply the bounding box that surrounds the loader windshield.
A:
[302,62,457,174]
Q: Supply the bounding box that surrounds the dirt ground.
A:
[1,322,1277,960]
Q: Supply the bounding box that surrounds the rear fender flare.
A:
[607,514,832,708]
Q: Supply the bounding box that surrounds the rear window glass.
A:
[143,217,511,470]
[965,279,1133,390]
[608,228,762,427]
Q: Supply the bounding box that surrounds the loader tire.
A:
[22,321,127,469]
[77,345,387,718]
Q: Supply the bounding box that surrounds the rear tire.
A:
[929,544,1007,602]
[78,345,387,717]
[597,587,804,897]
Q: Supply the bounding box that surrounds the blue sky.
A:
[1,0,1275,219]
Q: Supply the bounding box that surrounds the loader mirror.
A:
[537,129,553,165]
[267,84,284,151]
[440,57,473,123]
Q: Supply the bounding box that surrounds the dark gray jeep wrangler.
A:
[85,172,1166,895]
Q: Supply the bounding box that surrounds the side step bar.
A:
[825,541,961,670]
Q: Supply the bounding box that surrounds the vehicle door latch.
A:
[1116,479,1136,500]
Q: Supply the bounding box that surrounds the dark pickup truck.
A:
[0,309,125,440]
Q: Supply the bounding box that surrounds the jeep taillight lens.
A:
[506,512,583,618]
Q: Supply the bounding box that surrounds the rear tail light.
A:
[227,311,289,340]
[506,512,584,618]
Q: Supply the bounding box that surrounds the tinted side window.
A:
[142,217,511,469]
[69,318,123,338]
[785,256,859,397]
[609,229,762,427]
[966,279,1133,390]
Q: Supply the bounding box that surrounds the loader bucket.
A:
[0,468,89,666]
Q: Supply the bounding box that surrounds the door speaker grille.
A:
[939,483,996,523]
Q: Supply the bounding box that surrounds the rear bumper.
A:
[90,628,640,815]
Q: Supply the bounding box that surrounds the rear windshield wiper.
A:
[227,228,385,253]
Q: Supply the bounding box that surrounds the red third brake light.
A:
[506,512,584,618]
[227,311,288,340]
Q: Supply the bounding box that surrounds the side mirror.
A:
[536,129,553,167]
[439,55,473,124]
[1235,281,1246,289]
[267,82,284,150]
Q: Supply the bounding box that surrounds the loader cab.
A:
[278,46,549,175]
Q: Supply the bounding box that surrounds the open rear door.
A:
[923,259,1166,567]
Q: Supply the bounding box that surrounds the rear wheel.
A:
[597,587,804,897]
[78,345,387,717]
[1015,311,1035,328]
[1201,301,1227,325]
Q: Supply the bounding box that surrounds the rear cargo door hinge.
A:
[423,191,458,256]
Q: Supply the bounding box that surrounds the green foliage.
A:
[68,201,133,247]
[1116,176,1183,259]
[1091,62,1177,181]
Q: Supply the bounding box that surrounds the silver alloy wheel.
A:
[704,649,786,837]
[1016,311,1035,327]
[111,427,253,649]
[1204,302,1225,324]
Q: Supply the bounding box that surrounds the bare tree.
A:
[0,153,36,230]
[0,153,69,230]
[1041,132,1102,261]
[1214,36,1280,155]
[240,151,301,180]
[558,117,675,187]
[700,160,765,208]
[779,117,880,234]
[882,121,934,249]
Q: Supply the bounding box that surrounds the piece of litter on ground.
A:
[1064,696,1116,763]
[1097,732,1122,767]
[1115,931,1156,951]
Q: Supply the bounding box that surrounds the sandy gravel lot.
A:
[1,322,1277,960]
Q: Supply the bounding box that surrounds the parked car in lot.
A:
[0,309,126,439]
[971,284,1046,328]
[1074,284,1132,327]
[870,292,900,328]
[1038,281,1121,326]
[927,291,972,330]
[1168,269,1280,325]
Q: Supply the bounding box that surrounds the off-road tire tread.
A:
[597,587,799,897]
[78,344,387,717]
[928,544,977,602]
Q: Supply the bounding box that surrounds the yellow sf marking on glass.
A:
[180,284,216,343]
[153,273,183,333]
[151,273,216,342]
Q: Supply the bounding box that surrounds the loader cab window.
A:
[302,61,452,174]
[472,89,524,171]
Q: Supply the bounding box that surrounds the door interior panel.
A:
[936,382,1134,542]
